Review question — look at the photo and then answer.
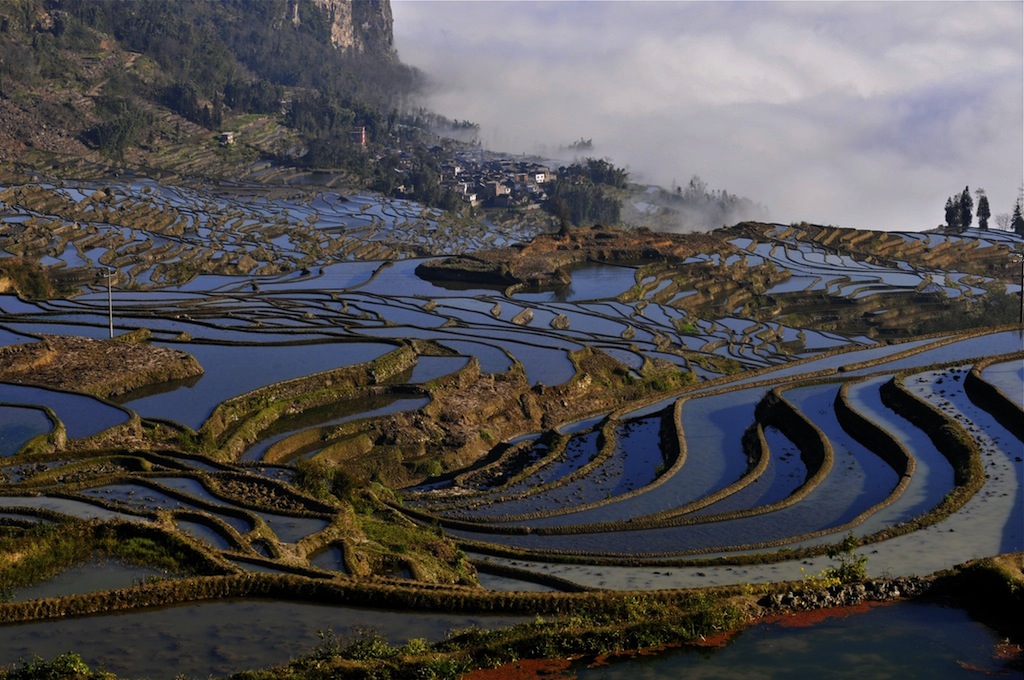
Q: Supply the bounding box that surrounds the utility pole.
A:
[105,267,115,339]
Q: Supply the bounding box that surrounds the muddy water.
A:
[0,601,525,679]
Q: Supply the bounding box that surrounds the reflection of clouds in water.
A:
[839,652,891,669]
[753,633,813,656]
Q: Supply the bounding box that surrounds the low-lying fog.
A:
[393,1,1023,232]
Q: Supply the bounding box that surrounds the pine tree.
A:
[1012,198,1024,236]
[958,186,973,231]
[944,196,957,230]
[975,189,990,230]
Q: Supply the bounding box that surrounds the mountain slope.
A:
[0,0,416,177]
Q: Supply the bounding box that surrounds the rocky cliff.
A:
[289,0,394,54]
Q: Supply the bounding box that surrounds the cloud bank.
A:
[392,1,1023,231]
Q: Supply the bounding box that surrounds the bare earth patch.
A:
[0,335,203,399]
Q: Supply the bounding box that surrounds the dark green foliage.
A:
[224,78,284,115]
[933,556,1024,642]
[1,653,101,680]
[944,186,974,232]
[911,288,1021,333]
[81,97,151,160]
[394,151,461,211]
[945,196,957,229]
[103,536,186,573]
[54,0,420,147]
[293,457,359,501]
[975,190,990,230]
[565,157,629,189]
[548,158,628,227]
[339,628,398,662]
[822,533,869,583]
[161,81,217,129]
[959,186,973,230]
[1012,197,1024,236]
[0,258,55,299]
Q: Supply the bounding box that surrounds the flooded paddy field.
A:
[0,178,1021,676]
[0,600,525,679]
[574,601,1016,679]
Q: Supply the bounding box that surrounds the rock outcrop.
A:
[289,0,394,54]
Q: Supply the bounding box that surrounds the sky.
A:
[391,1,1023,232]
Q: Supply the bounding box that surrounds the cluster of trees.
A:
[944,186,1024,234]
[944,187,984,231]
[547,158,629,230]
[561,157,629,189]
[2,0,423,161]
[81,97,151,162]
[562,137,594,152]
[661,175,769,230]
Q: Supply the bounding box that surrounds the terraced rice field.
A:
[0,178,1021,673]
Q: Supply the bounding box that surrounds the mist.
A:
[392,1,1023,232]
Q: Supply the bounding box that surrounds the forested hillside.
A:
[0,0,421,176]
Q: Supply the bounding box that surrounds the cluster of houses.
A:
[438,153,554,210]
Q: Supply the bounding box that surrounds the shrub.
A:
[3,653,99,680]
[822,533,869,583]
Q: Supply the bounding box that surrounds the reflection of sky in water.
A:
[981,358,1024,401]
[0,182,1019,596]
[79,482,252,534]
[842,375,954,530]
[514,263,638,303]
[0,326,36,348]
[0,495,144,522]
[908,367,1023,554]
[0,384,127,439]
[574,603,1007,679]
[0,406,52,456]
[120,342,393,429]
[11,560,161,602]
[0,600,524,680]
[691,425,805,514]
[0,295,44,315]
[174,519,233,550]
[781,383,899,522]
[497,388,765,530]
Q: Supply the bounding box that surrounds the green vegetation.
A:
[357,508,476,585]
[81,97,151,162]
[548,158,628,228]
[0,0,486,203]
[822,533,869,584]
[0,4,1020,679]
[230,591,748,679]
[1,652,108,680]
[293,458,358,501]
[0,258,61,299]
[0,523,93,599]
[0,521,210,600]
[910,287,1021,334]
[931,554,1024,641]
[944,186,974,232]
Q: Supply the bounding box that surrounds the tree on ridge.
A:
[975,189,990,231]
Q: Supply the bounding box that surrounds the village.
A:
[437,151,554,210]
